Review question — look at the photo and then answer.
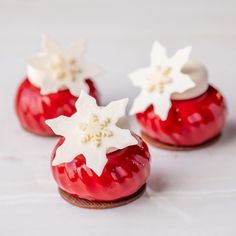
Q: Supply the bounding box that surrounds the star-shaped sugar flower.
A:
[46,91,138,176]
[27,34,103,96]
[129,41,196,120]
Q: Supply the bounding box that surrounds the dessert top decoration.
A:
[172,61,208,100]
[129,41,208,120]
[46,91,138,176]
[27,34,103,96]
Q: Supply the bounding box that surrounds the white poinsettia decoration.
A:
[27,34,103,96]
[46,91,138,176]
[129,41,196,120]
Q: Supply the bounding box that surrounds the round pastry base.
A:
[141,131,221,151]
[58,184,146,209]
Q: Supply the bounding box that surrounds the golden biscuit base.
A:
[59,184,146,209]
[141,131,221,151]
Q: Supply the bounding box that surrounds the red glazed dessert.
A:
[15,34,102,136]
[46,91,150,208]
[129,41,227,149]
[136,85,227,147]
[15,78,99,136]
[51,134,150,202]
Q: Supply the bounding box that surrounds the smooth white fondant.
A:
[129,41,196,120]
[46,91,138,176]
[27,34,103,96]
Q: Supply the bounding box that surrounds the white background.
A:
[0,0,236,235]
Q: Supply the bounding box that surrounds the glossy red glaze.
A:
[136,85,227,147]
[51,134,150,202]
[15,78,99,136]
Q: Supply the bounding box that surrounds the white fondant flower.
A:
[27,34,103,96]
[46,91,138,176]
[129,41,196,120]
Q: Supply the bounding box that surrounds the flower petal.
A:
[45,115,73,136]
[105,127,138,150]
[103,98,129,122]
[41,33,63,54]
[41,78,62,95]
[129,90,152,115]
[82,148,107,176]
[170,46,192,75]
[152,93,172,120]
[170,73,196,94]
[151,41,168,66]
[67,40,87,58]
[52,137,81,166]
[129,68,149,87]
[75,90,98,119]
[81,64,104,79]
[66,79,89,97]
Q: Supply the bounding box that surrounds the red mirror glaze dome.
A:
[15,78,99,136]
[136,86,227,147]
[51,133,150,202]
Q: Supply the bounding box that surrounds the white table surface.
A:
[0,0,236,235]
